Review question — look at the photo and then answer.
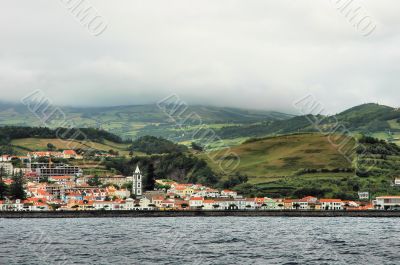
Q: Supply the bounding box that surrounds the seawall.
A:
[1,210,400,218]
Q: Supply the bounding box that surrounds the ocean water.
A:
[0,217,399,265]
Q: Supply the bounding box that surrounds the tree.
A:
[47,143,56,151]
[87,175,102,187]
[9,171,25,200]
[0,167,8,199]
[293,203,301,210]
[191,142,203,151]
[145,163,156,191]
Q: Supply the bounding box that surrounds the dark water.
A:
[1,217,399,265]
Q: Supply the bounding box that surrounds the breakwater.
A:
[1,210,400,218]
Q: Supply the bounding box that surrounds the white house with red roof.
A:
[189,197,204,208]
[374,196,400,210]
[320,199,343,210]
[221,190,238,198]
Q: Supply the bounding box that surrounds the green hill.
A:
[213,103,400,143]
[204,133,354,184]
[201,133,400,199]
[0,102,293,140]
[0,126,130,155]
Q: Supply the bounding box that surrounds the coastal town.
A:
[0,150,399,212]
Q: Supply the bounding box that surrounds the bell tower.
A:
[132,165,142,197]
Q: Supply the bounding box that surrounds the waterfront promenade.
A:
[2,210,400,218]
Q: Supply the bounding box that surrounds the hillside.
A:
[0,102,293,140]
[213,103,400,143]
[0,126,130,155]
[203,133,353,184]
[10,138,131,155]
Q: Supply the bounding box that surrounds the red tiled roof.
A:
[376,196,400,199]
[319,199,342,203]
[63,150,77,155]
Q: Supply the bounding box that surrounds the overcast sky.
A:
[0,1,399,114]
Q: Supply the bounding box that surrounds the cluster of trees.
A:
[0,168,25,200]
[0,126,125,146]
[103,152,218,186]
[215,116,315,139]
[295,168,354,175]
[129,136,188,154]
[217,174,248,189]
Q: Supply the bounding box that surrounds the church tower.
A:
[132,165,142,197]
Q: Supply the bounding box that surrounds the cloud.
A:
[0,0,399,113]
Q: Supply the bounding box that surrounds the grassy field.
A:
[10,138,132,155]
[202,133,354,184]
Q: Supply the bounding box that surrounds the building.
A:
[358,192,370,200]
[99,175,129,187]
[189,197,204,208]
[221,190,238,198]
[394,178,400,186]
[374,196,400,210]
[320,199,343,210]
[29,163,82,179]
[63,150,77,159]
[0,155,13,162]
[131,165,142,197]
[0,162,13,175]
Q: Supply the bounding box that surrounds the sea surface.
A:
[0,217,399,265]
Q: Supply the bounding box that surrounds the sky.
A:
[0,1,399,115]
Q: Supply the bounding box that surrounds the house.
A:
[3,199,25,211]
[174,199,190,210]
[0,162,13,175]
[68,200,95,211]
[242,198,257,210]
[151,195,165,207]
[262,197,278,209]
[291,198,310,210]
[49,175,74,185]
[283,199,294,209]
[374,196,400,210]
[203,199,218,210]
[23,198,49,211]
[93,200,125,211]
[221,190,238,198]
[161,199,175,209]
[189,197,204,209]
[62,150,77,159]
[320,199,343,210]
[0,155,13,162]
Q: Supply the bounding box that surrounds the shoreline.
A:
[1,210,400,218]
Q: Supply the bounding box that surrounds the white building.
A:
[221,190,238,198]
[131,166,142,197]
[394,178,400,186]
[0,162,14,176]
[374,196,400,210]
[320,199,343,210]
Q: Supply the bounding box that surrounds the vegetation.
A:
[103,152,218,186]
[203,133,353,183]
[9,172,25,200]
[144,163,156,191]
[87,175,102,187]
[130,136,187,154]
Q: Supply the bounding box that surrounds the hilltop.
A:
[2,102,400,146]
[203,133,353,184]
[0,102,293,140]
[213,103,400,144]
